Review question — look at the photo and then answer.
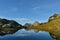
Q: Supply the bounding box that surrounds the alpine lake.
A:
[0,29,55,40]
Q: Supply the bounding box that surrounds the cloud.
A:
[0,16,32,22]
[32,1,60,12]
[33,6,40,10]
[15,18,35,25]
[32,6,42,13]
[0,16,40,24]
[16,18,31,21]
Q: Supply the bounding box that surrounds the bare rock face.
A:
[48,14,60,22]
[33,21,40,26]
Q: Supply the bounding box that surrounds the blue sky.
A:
[0,0,60,24]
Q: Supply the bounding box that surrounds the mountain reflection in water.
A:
[0,29,54,40]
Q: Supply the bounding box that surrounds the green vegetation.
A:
[0,13,60,40]
[0,18,22,36]
[26,13,60,40]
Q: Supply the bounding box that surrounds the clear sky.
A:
[0,0,60,24]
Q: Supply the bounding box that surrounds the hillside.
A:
[0,14,60,40]
[26,13,60,40]
[0,18,22,36]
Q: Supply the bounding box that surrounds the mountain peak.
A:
[33,21,40,26]
[48,13,60,22]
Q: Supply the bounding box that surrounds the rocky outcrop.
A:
[0,18,22,36]
[33,21,40,26]
[0,18,22,28]
[48,14,60,22]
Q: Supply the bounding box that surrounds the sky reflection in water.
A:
[0,29,54,40]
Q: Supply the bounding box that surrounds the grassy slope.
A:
[27,18,60,39]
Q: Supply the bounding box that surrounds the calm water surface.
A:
[0,29,54,40]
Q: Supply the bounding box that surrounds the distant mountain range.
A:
[0,13,60,40]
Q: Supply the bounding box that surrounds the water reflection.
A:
[0,29,54,40]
